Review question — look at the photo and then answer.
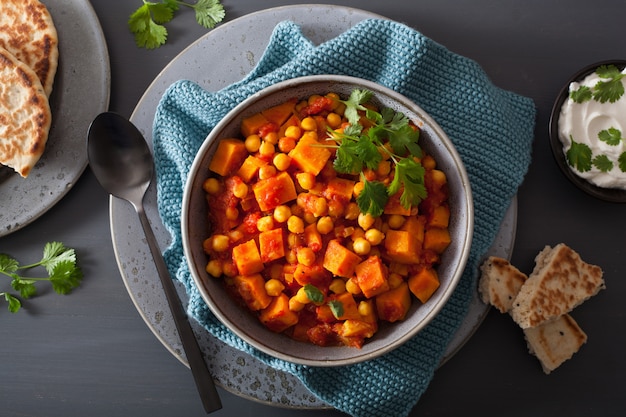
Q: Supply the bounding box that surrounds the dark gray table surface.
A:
[1,1,624,416]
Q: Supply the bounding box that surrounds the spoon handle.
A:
[135,203,222,413]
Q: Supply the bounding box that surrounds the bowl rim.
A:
[181,74,474,366]
[548,59,626,203]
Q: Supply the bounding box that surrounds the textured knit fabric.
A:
[152,19,536,417]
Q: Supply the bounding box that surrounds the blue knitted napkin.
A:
[152,19,535,417]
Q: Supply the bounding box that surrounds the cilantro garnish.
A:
[566,136,593,172]
[303,284,324,304]
[0,242,83,313]
[328,300,344,319]
[619,152,626,173]
[329,89,427,217]
[128,0,225,49]
[592,154,613,172]
[598,127,623,146]
[570,64,625,104]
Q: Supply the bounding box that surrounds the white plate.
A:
[0,0,110,236]
[111,5,515,408]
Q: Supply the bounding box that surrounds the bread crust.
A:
[0,0,59,97]
[0,46,51,177]
[510,244,604,329]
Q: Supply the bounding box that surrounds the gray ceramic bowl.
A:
[182,75,473,366]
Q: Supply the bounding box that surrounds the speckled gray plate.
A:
[0,0,110,236]
[111,5,516,408]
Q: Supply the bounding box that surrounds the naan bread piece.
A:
[478,256,527,313]
[0,46,51,178]
[479,255,588,374]
[510,244,604,329]
[0,0,59,97]
[523,314,587,374]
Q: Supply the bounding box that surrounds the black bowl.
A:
[549,59,626,203]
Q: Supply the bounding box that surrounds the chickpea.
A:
[284,125,302,139]
[222,262,238,277]
[422,154,436,170]
[232,182,248,199]
[329,278,346,294]
[316,216,334,235]
[258,165,277,180]
[353,181,364,197]
[358,300,374,317]
[313,197,328,217]
[345,278,362,295]
[273,205,292,223]
[286,248,298,264]
[303,211,316,224]
[227,229,243,243]
[300,116,317,131]
[265,279,285,296]
[307,94,323,105]
[358,212,376,230]
[326,112,342,128]
[289,297,305,312]
[205,259,222,277]
[202,177,220,194]
[296,172,316,190]
[387,214,406,229]
[259,140,275,157]
[225,206,239,221]
[256,216,274,232]
[301,130,318,142]
[211,234,230,252]
[264,131,279,145]
[244,134,261,153]
[376,160,391,177]
[295,286,311,304]
[327,199,344,218]
[365,228,385,246]
[352,237,371,255]
[273,153,292,171]
[297,247,316,266]
[287,215,304,234]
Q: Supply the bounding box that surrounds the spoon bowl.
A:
[87,112,222,413]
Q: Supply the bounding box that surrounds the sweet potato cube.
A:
[208,138,248,176]
[259,293,299,333]
[261,98,297,126]
[252,171,297,211]
[401,215,426,238]
[423,228,451,254]
[408,267,440,303]
[233,274,272,311]
[376,282,411,322]
[322,239,362,278]
[324,178,356,202]
[288,135,331,175]
[241,112,270,137]
[355,255,390,298]
[429,205,450,228]
[237,155,267,182]
[338,319,377,339]
[259,228,285,263]
[232,239,263,275]
[304,223,323,252]
[293,264,330,288]
[384,229,421,264]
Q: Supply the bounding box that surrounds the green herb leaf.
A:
[570,85,592,103]
[598,127,623,146]
[342,89,372,125]
[566,137,593,172]
[11,277,37,299]
[303,284,324,304]
[388,158,428,208]
[618,152,626,172]
[592,65,625,103]
[592,154,613,172]
[0,254,19,274]
[328,300,344,319]
[356,178,389,217]
[192,0,225,29]
[1,293,21,313]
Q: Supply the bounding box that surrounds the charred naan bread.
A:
[0,46,51,178]
[0,0,59,97]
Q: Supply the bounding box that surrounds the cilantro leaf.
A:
[566,137,593,172]
[191,0,226,29]
[303,284,324,304]
[388,158,428,208]
[11,277,37,299]
[618,152,626,172]
[598,127,623,146]
[2,293,21,313]
[356,178,389,217]
[592,154,613,172]
[592,64,625,103]
[342,89,372,125]
[49,261,83,295]
[334,140,363,174]
[328,300,344,319]
[570,85,592,103]
[0,254,19,274]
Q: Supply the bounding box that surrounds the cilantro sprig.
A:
[0,242,83,313]
[128,0,226,49]
[570,64,625,104]
[329,89,427,217]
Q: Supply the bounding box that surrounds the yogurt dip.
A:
[558,65,626,189]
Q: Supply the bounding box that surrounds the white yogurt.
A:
[558,66,626,189]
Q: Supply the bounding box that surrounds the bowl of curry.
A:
[182,75,473,366]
